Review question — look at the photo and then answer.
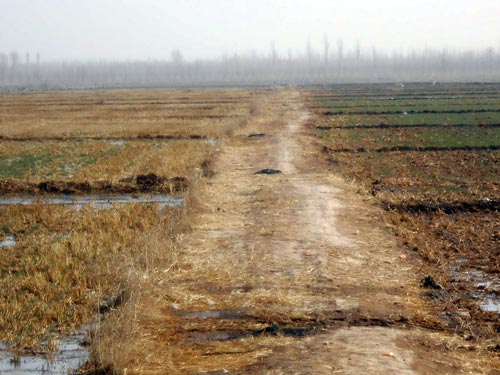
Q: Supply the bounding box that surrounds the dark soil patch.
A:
[322,145,500,154]
[316,123,500,130]
[255,169,282,175]
[323,109,500,116]
[0,174,188,195]
[384,199,499,214]
[248,133,267,138]
[0,135,208,142]
[421,276,444,290]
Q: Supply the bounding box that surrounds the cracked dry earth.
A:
[141,90,498,374]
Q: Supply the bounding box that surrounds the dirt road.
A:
[137,89,497,374]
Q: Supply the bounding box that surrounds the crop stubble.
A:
[310,83,500,339]
[0,88,259,351]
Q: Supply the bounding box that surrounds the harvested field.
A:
[0,88,259,366]
[309,83,500,339]
[86,88,499,374]
[0,88,254,139]
[1,85,500,374]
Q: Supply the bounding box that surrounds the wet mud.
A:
[176,307,429,348]
[448,258,500,313]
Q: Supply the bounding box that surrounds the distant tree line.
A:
[1,45,500,90]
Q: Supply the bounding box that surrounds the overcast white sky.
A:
[1,0,499,61]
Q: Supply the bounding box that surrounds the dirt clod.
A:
[255,169,282,175]
[421,276,444,290]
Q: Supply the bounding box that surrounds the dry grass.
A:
[0,89,255,139]
[87,176,284,374]
[0,139,214,188]
[0,88,262,357]
[75,140,215,182]
[306,87,500,341]
[0,203,180,350]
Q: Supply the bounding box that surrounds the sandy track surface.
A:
[140,90,497,374]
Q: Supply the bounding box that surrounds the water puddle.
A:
[0,235,16,248]
[205,138,218,146]
[0,327,89,374]
[0,194,183,210]
[479,295,500,313]
[109,139,125,147]
[449,258,500,313]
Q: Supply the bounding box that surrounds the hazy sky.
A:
[1,0,499,61]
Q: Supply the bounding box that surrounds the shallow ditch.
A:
[0,193,184,210]
[0,327,90,375]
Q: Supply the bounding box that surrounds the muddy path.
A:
[135,90,499,374]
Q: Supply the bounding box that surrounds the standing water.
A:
[0,194,184,373]
[0,194,183,210]
[0,327,90,374]
[0,235,16,248]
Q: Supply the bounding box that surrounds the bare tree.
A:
[355,41,361,62]
[1,43,500,89]
[323,33,330,64]
[0,53,7,81]
[9,51,20,69]
[337,39,344,63]
[306,38,312,66]
[171,49,184,65]
[270,41,278,63]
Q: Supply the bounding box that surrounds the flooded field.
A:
[309,82,500,337]
[0,88,259,371]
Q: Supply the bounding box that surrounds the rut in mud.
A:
[110,89,499,374]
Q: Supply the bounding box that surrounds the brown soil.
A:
[108,89,500,374]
